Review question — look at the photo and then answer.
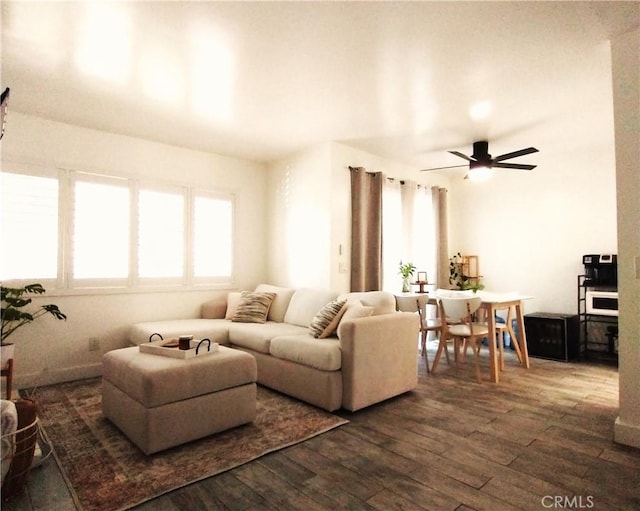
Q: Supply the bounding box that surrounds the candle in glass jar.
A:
[178,335,193,350]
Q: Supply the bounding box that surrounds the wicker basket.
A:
[1,399,38,501]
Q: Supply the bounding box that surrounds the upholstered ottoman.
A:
[102,345,257,454]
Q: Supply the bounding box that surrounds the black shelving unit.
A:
[577,275,618,365]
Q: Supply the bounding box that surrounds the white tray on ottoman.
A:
[139,338,219,359]
[102,345,257,454]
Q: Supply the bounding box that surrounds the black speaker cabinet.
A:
[524,313,580,362]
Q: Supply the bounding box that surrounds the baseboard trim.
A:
[614,416,640,449]
[14,363,102,390]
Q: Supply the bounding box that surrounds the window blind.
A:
[0,172,59,280]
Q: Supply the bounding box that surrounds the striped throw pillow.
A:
[231,291,276,324]
[309,299,348,338]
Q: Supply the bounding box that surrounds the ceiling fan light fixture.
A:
[466,165,492,181]
[420,140,538,177]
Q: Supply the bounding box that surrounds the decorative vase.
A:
[401,277,411,293]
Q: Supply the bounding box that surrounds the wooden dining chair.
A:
[466,305,508,372]
[435,295,490,383]
[395,295,433,373]
[430,289,472,373]
[493,321,508,371]
[415,295,444,371]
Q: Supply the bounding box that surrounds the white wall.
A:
[265,141,450,294]
[612,28,640,449]
[2,113,268,387]
[448,43,617,315]
[265,144,333,289]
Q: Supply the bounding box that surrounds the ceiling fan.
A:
[420,140,538,178]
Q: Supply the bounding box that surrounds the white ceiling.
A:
[1,1,638,172]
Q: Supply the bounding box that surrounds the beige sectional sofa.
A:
[128,285,419,412]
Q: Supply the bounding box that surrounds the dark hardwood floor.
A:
[4,348,639,511]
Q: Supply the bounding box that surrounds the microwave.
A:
[585,290,618,316]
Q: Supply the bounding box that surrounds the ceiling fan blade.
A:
[448,151,474,162]
[419,164,469,172]
[494,147,539,162]
[493,162,537,170]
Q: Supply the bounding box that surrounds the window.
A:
[382,179,436,292]
[138,188,184,279]
[382,178,403,292]
[72,176,130,281]
[0,167,234,290]
[411,185,436,286]
[0,172,59,281]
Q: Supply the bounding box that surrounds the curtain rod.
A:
[350,166,443,191]
[387,177,432,189]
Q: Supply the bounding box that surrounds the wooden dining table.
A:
[476,291,532,383]
[394,289,532,383]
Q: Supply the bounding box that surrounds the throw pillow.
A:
[231,291,276,323]
[336,301,375,340]
[224,292,243,320]
[201,295,227,319]
[254,284,296,322]
[308,299,348,338]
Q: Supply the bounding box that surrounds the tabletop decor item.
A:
[398,261,416,292]
[448,253,484,292]
[140,334,218,359]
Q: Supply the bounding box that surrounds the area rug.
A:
[28,378,348,511]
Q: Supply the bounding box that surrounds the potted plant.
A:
[448,252,466,290]
[398,261,416,293]
[1,283,67,368]
[448,253,484,292]
[0,283,65,499]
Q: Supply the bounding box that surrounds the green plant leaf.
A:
[43,304,67,321]
[1,309,34,322]
[24,283,46,294]
[5,297,32,308]
[1,283,66,342]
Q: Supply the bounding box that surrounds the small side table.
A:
[413,282,434,294]
[1,359,13,399]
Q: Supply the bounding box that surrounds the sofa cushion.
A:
[283,288,339,327]
[224,292,243,319]
[336,302,375,340]
[232,291,276,323]
[229,321,309,354]
[254,284,295,322]
[338,291,396,315]
[128,319,230,346]
[309,299,347,338]
[200,293,228,319]
[270,335,342,371]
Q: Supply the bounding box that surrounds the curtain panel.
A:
[410,183,435,286]
[349,167,382,291]
[382,177,402,292]
[382,179,435,292]
[432,186,449,288]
